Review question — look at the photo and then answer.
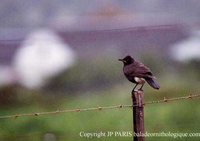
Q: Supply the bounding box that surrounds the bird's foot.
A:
[132,88,141,93]
[132,89,137,93]
[138,88,143,92]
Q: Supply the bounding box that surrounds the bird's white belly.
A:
[134,77,145,84]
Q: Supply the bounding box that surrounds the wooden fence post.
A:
[132,90,145,141]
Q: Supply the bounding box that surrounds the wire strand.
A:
[0,93,199,119]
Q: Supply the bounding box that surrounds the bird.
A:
[119,55,160,91]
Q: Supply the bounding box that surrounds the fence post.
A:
[132,90,145,141]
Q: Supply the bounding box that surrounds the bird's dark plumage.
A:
[119,55,160,90]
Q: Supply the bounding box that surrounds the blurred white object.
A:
[171,30,200,62]
[13,29,76,89]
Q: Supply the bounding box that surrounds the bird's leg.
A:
[132,84,138,92]
[139,84,144,91]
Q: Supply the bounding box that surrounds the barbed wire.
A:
[0,93,199,119]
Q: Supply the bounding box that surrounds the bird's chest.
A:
[123,67,136,83]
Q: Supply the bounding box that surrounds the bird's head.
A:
[118,55,134,65]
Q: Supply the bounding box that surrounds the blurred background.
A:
[0,0,200,141]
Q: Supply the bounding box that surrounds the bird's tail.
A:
[145,77,160,90]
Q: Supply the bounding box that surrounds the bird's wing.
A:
[125,61,154,78]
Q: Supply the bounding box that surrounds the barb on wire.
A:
[0,93,199,119]
[144,93,200,105]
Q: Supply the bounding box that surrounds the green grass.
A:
[0,82,200,141]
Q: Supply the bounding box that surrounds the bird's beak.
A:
[118,59,123,62]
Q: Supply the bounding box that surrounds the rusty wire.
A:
[0,93,199,119]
